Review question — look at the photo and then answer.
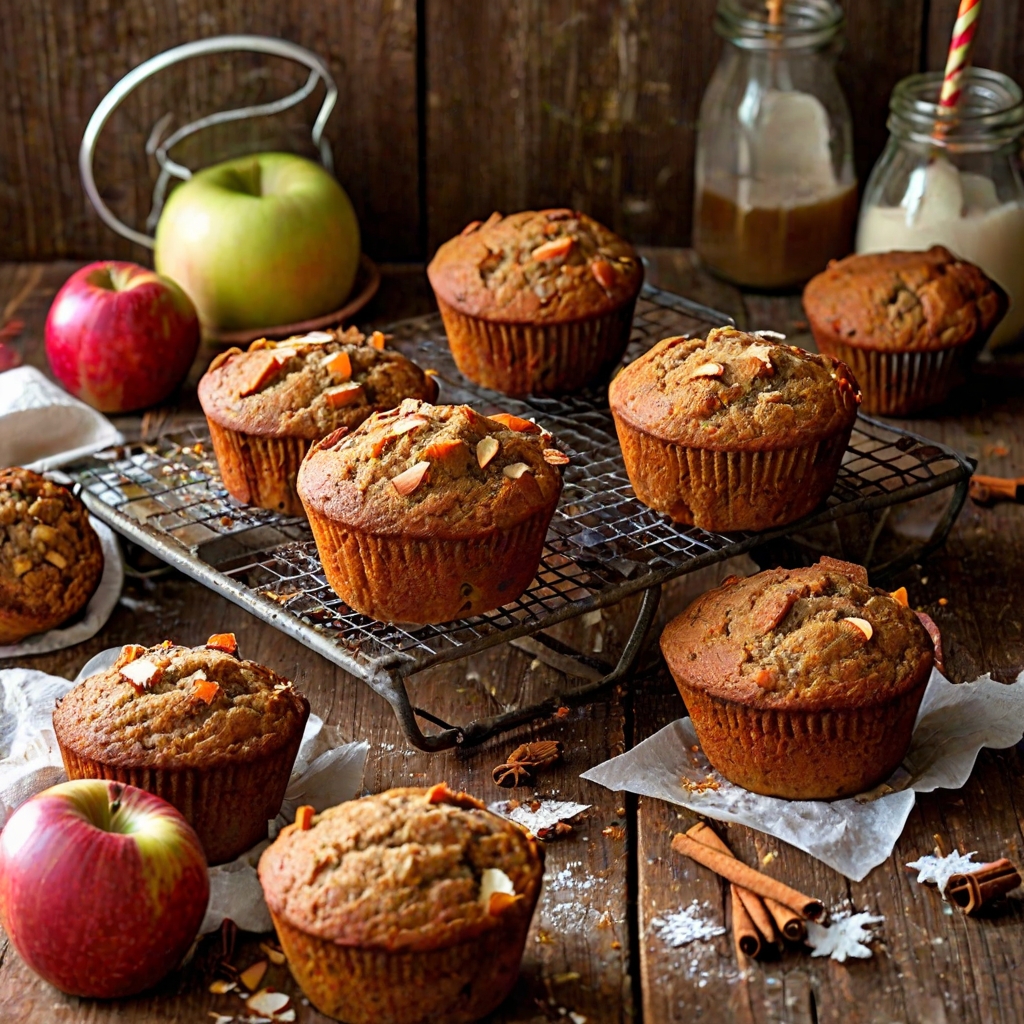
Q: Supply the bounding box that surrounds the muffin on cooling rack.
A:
[53,635,309,864]
[609,326,861,531]
[258,784,545,1024]
[297,399,566,624]
[660,556,934,800]
[0,468,104,644]
[427,209,643,396]
[198,328,438,517]
[803,246,1007,416]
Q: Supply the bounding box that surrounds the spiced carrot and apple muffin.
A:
[660,556,934,800]
[258,784,545,1024]
[53,635,309,863]
[198,328,438,516]
[427,209,643,396]
[609,326,861,531]
[803,247,1007,415]
[297,400,566,624]
[0,468,104,644]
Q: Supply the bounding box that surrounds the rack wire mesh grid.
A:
[66,283,972,745]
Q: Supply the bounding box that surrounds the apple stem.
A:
[109,783,123,816]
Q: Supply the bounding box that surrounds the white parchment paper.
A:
[582,669,1024,880]
[0,660,368,934]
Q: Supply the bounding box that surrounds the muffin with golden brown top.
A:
[609,326,861,531]
[660,556,934,800]
[258,784,544,1024]
[803,247,1007,415]
[0,468,104,644]
[427,209,643,396]
[198,327,438,516]
[53,635,309,863]
[297,399,566,623]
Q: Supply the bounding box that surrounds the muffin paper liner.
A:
[612,414,853,531]
[436,296,637,396]
[813,337,983,417]
[58,732,305,865]
[582,667,1024,880]
[206,418,311,517]
[303,502,558,624]
[270,903,536,1024]
[675,676,930,801]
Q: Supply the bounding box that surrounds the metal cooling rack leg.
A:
[870,461,974,583]
[368,585,663,752]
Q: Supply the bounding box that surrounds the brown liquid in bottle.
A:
[694,182,859,289]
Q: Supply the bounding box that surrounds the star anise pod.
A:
[492,740,563,788]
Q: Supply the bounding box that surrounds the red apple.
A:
[0,779,209,998]
[45,261,200,413]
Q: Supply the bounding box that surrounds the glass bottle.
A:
[857,68,1024,348]
[693,0,857,290]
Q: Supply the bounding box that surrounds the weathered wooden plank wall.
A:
[0,0,1021,264]
[0,0,419,263]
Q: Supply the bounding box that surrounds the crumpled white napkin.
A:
[0,659,369,935]
[0,366,123,471]
[201,730,368,935]
[581,668,1024,881]
[0,519,124,659]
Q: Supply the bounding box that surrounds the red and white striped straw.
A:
[939,0,982,110]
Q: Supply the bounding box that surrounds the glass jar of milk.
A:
[858,69,1024,348]
[693,0,857,289]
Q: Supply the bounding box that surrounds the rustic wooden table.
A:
[1,252,1022,1024]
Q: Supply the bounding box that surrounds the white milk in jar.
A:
[857,69,1024,348]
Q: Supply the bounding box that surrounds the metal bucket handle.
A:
[79,34,338,250]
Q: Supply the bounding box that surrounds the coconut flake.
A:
[807,911,883,962]
[503,462,532,479]
[246,989,290,1015]
[906,850,981,897]
[300,331,335,343]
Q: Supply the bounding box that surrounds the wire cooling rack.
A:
[65,283,973,750]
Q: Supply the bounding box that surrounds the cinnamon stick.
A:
[946,859,1022,915]
[766,0,784,25]
[765,896,807,942]
[672,831,825,920]
[731,885,761,959]
[686,822,781,947]
[736,886,779,947]
[687,822,811,941]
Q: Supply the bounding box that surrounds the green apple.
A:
[154,152,360,331]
